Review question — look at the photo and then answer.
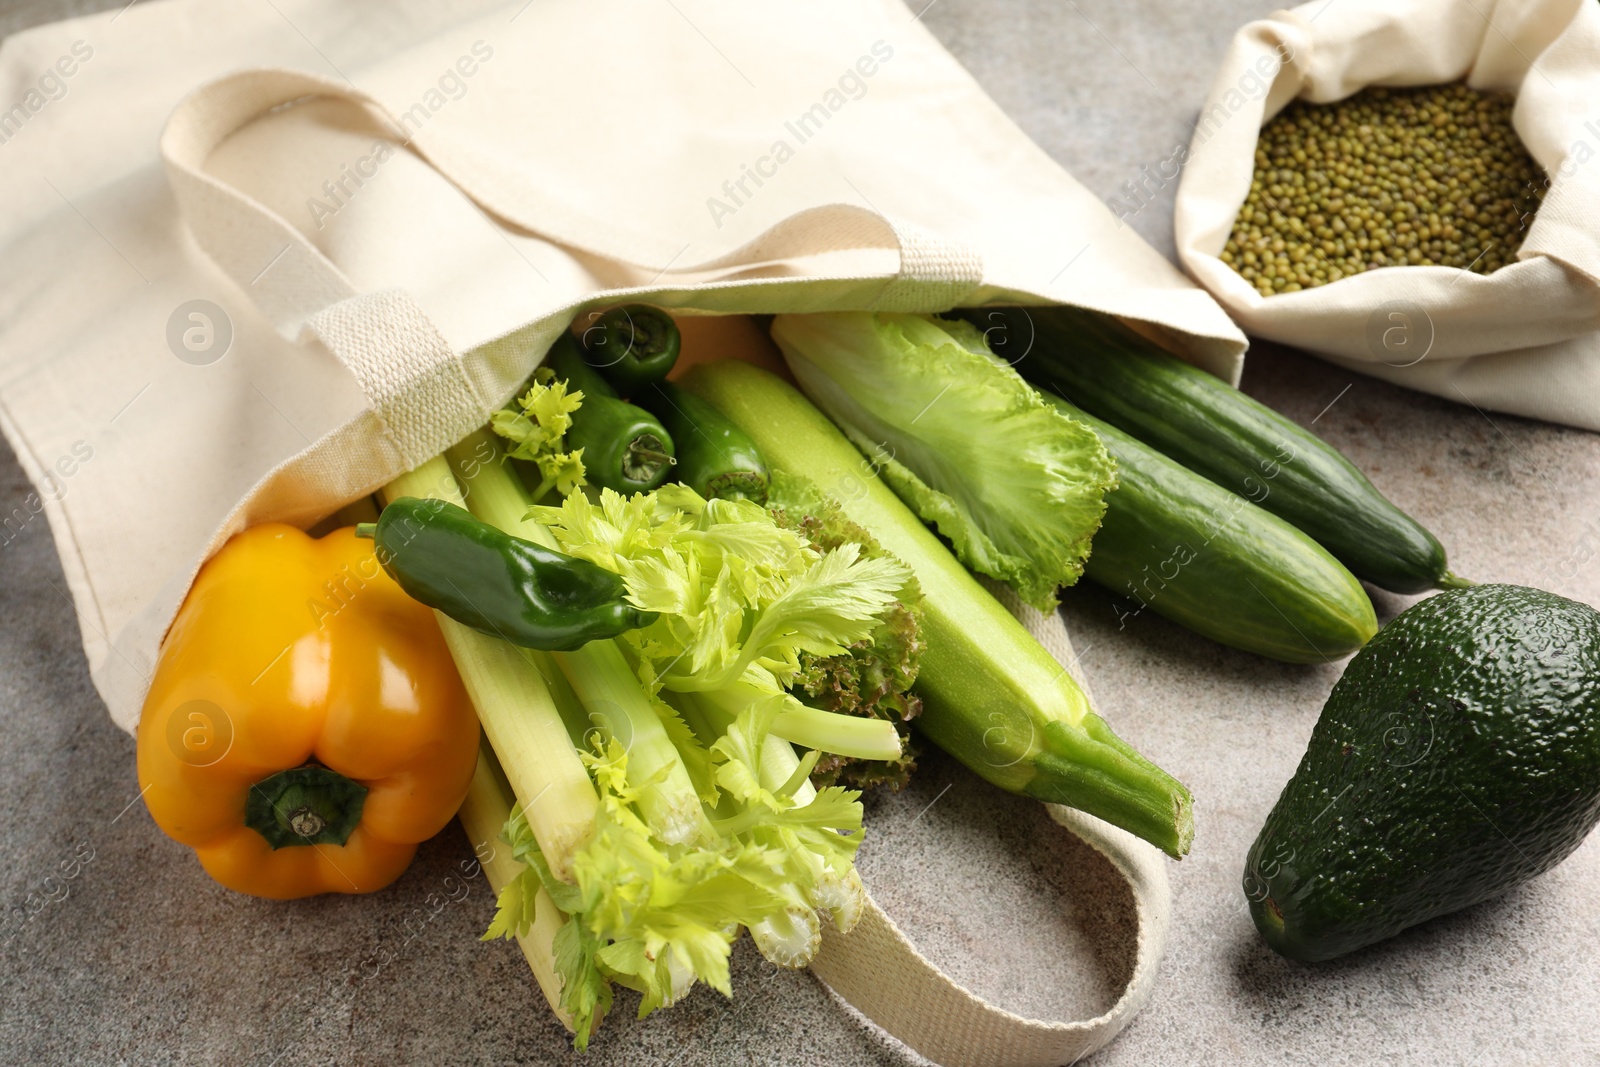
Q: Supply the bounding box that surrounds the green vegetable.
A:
[768,472,924,792]
[1044,394,1377,663]
[377,460,599,885]
[356,496,657,651]
[442,430,911,1043]
[489,368,588,502]
[980,305,1465,594]
[635,379,770,503]
[530,481,911,734]
[1247,584,1600,961]
[460,743,574,1030]
[681,359,1194,858]
[544,335,676,493]
[772,312,1116,612]
[580,304,681,394]
[446,431,707,848]
[492,713,864,1044]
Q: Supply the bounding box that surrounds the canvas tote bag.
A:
[0,1,1246,1061]
[1174,0,1600,430]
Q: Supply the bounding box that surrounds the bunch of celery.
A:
[382,425,916,1048]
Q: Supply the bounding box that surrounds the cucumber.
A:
[1047,394,1376,663]
[974,306,1464,594]
[680,359,1194,858]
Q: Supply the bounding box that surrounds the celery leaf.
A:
[490,370,588,500]
[533,486,911,699]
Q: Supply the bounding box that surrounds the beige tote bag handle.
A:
[161,70,986,324]
[158,68,1169,1066]
[814,584,1172,1067]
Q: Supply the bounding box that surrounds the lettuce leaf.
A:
[771,312,1117,611]
[767,471,924,792]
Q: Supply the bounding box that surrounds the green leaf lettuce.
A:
[770,312,1117,611]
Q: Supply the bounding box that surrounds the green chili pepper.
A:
[356,497,656,651]
[635,380,769,503]
[546,336,676,494]
[580,304,681,394]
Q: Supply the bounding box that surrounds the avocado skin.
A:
[1245,584,1600,962]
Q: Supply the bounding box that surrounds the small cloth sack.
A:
[1175,0,1600,430]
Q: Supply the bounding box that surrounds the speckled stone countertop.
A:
[3,2,1598,1065]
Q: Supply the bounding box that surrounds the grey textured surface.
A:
[4,0,1600,1065]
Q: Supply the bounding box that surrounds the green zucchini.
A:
[680,359,1194,859]
[1047,394,1376,662]
[974,306,1465,595]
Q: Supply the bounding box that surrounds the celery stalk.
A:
[381,458,598,880]
[675,687,865,955]
[527,648,596,749]
[693,683,902,762]
[771,704,899,761]
[444,431,709,846]
[673,691,819,805]
[553,640,708,844]
[457,744,574,1032]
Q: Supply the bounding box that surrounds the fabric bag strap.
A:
[808,584,1169,1067]
[160,69,985,470]
[159,66,986,339]
[161,70,493,469]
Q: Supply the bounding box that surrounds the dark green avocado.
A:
[1245,584,1600,961]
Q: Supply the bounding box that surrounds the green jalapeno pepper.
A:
[545,336,676,494]
[635,380,769,503]
[356,497,656,651]
[580,304,681,394]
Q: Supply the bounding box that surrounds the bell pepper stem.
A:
[619,433,673,486]
[244,766,368,850]
[628,444,677,466]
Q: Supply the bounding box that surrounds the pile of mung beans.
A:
[1221,83,1545,296]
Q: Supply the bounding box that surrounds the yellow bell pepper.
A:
[136,524,479,899]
